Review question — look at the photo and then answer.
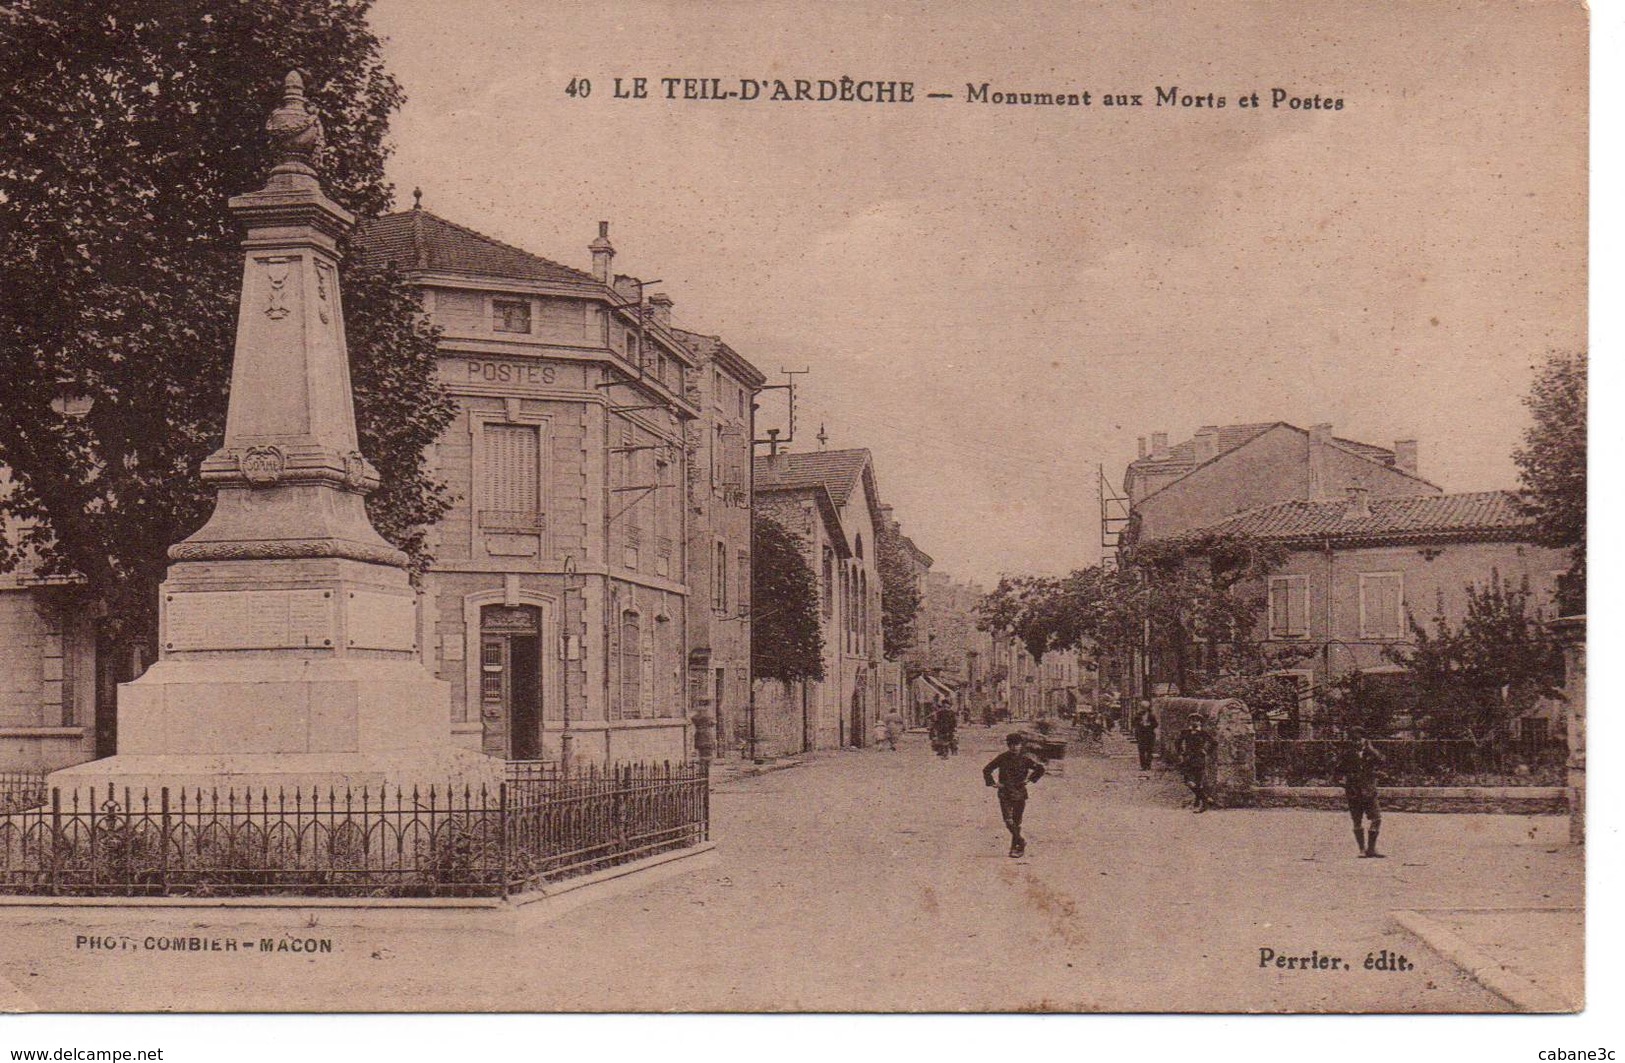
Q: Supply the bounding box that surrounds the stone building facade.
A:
[751,449,885,753]
[672,326,766,758]
[356,208,707,766]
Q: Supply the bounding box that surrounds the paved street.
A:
[0,727,1580,1012]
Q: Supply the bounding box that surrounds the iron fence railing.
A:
[1255,738,1568,787]
[0,772,46,815]
[0,762,707,899]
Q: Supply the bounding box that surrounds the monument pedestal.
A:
[50,557,505,799]
[48,71,507,806]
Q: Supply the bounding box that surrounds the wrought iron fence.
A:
[0,762,707,899]
[0,772,46,815]
[1255,738,1568,787]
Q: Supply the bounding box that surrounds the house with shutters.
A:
[1118,420,1446,705]
[1188,487,1569,738]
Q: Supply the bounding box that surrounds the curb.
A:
[0,842,717,932]
[1391,908,1579,1012]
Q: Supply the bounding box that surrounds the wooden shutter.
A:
[483,424,539,519]
[1361,574,1403,638]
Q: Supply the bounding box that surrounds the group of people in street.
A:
[893,695,1389,861]
[1129,700,1389,852]
[881,698,959,757]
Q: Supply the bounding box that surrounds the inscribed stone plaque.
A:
[346,590,419,651]
[164,590,333,651]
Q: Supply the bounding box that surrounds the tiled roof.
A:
[1195,491,1534,545]
[754,449,872,506]
[353,209,597,286]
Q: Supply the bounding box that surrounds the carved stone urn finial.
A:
[265,69,325,179]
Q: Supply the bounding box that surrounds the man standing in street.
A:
[1132,701,1159,772]
[930,698,958,757]
[983,732,1046,857]
[1177,714,1217,812]
[1337,725,1387,858]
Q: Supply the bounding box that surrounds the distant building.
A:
[908,572,993,725]
[1125,422,1439,543]
[751,448,886,751]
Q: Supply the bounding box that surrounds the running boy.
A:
[983,732,1046,857]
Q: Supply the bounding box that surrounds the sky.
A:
[366,0,1586,585]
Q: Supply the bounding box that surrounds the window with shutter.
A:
[1359,573,1404,639]
[738,550,749,614]
[1269,575,1308,638]
[618,612,643,720]
[481,424,543,530]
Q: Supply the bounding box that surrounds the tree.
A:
[1513,350,1585,612]
[1384,570,1564,741]
[0,1,452,665]
[875,522,922,659]
[751,512,824,683]
[978,532,1290,699]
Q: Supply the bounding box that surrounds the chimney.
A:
[590,221,614,282]
[1394,438,1419,476]
[647,291,673,329]
[613,273,642,304]
[1136,436,1147,460]
[1150,432,1170,460]
[1344,481,1371,519]
[1193,426,1219,464]
[1308,422,1332,498]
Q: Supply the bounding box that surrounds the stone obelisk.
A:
[50,73,501,796]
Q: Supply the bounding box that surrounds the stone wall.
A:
[1153,696,1254,807]
[1254,785,1567,815]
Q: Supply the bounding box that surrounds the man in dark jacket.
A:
[983,733,1046,857]
[929,700,958,757]
[1132,702,1159,771]
[1337,726,1387,857]
[1177,714,1217,812]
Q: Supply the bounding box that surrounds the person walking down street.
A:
[1177,714,1217,812]
[983,732,1046,857]
[1337,726,1387,858]
[883,710,905,752]
[1132,702,1159,772]
[929,700,958,758]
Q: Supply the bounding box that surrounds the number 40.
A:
[566,78,592,98]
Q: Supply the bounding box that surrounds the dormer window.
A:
[493,299,531,334]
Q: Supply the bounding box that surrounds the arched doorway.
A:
[479,604,543,760]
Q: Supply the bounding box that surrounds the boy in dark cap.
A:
[1336,725,1387,857]
[1177,714,1217,812]
[983,732,1046,857]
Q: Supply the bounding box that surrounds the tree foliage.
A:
[0,0,452,650]
[751,512,825,683]
[1513,350,1585,611]
[1384,570,1563,741]
[979,532,1289,693]
[875,522,922,659]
